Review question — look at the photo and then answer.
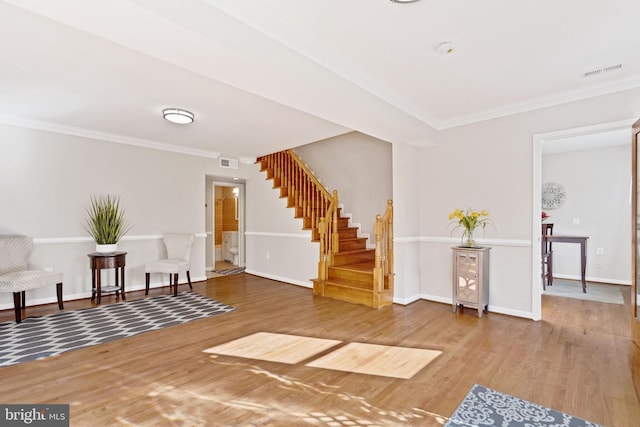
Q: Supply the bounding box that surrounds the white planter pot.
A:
[96,243,117,253]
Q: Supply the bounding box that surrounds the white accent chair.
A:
[0,235,64,323]
[145,233,194,297]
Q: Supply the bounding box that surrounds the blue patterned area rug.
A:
[0,292,235,368]
[445,384,602,427]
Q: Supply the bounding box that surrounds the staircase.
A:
[257,150,393,309]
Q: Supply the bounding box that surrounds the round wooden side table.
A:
[88,251,127,305]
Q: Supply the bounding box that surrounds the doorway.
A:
[206,177,245,276]
[532,119,636,320]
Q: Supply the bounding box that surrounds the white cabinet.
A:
[452,246,491,318]
[222,231,238,263]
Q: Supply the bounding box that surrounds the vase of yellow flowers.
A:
[448,208,494,247]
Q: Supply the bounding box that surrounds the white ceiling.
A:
[1,0,638,159]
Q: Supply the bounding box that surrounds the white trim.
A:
[0,114,220,159]
[535,118,636,141]
[440,77,640,129]
[392,294,422,305]
[420,293,451,305]
[553,273,631,286]
[33,233,207,245]
[243,269,313,288]
[419,293,535,319]
[488,305,535,320]
[531,118,637,322]
[211,2,640,134]
[245,231,312,239]
[395,235,531,247]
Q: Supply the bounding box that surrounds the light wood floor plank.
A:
[1,273,639,426]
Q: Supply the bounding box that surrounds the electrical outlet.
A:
[596,247,604,255]
[265,252,270,261]
[44,267,53,272]
[572,217,580,225]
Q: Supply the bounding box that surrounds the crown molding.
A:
[0,114,221,159]
[437,75,640,130]
[207,1,441,131]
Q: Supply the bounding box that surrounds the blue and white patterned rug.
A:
[0,292,235,368]
[446,384,602,427]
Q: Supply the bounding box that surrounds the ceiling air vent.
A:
[219,157,239,169]
[582,63,622,78]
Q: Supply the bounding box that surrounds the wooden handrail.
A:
[373,200,394,296]
[286,149,331,199]
[257,151,339,276]
[258,151,394,308]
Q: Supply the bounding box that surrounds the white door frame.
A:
[531,118,636,320]
[212,180,245,267]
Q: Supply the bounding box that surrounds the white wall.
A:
[3,89,639,319]
[413,88,640,319]
[542,144,631,284]
[391,142,422,304]
[0,123,253,310]
[244,162,317,286]
[293,131,392,241]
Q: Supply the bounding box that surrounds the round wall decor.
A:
[542,182,567,209]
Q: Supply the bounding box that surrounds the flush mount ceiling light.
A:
[162,108,194,124]
[390,0,422,3]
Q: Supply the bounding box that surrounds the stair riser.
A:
[328,268,373,285]
[337,218,349,228]
[329,271,390,288]
[337,228,358,239]
[312,228,358,241]
[312,280,393,308]
[339,239,367,251]
[332,251,375,265]
[324,284,375,307]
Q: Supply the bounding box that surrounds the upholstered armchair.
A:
[145,233,194,297]
[0,235,64,323]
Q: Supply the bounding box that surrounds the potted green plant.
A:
[85,194,132,253]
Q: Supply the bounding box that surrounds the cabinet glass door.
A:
[456,252,478,303]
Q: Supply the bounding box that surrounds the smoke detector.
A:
[436,41,455,55]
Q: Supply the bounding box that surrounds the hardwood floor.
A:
[1,274,639,426]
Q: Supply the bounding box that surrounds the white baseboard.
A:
[553,273,631,286]
[418,293,535,320]
[243,269,313,289]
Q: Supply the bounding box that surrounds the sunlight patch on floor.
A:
[203,332,342,364]
[306,342,442,379]
[204,332,442,380]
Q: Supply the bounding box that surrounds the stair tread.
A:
[330,262,374,273]
[336,248,375,254]
[313,277,373,291]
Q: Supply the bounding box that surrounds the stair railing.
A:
[317,190,339,281]
[373,200,394,296]
[257,150,340,280]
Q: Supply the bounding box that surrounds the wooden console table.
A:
[88,251,127,305]
[543,235,588,293]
